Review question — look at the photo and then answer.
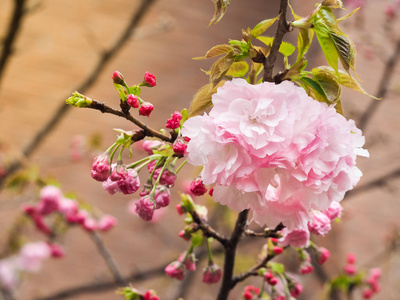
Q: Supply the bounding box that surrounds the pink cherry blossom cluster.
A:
[23,185,116,233]
[0,242,62,290]
[182,79,367,245]
[164,251,196,281]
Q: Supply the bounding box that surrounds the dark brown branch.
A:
[86,100,173,142]
[190,210,228,247]
[0,0,158,188]
[88,231,126,286]
[0,0,28,90]
[217,209,249,300]
[263,0,290,82]
[358,38,400,131]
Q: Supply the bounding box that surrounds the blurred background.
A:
[0,0,399,299]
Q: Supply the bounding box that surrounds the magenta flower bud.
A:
[134,196,155,221]
[165,261,185,280]
[176,204,186,215]
[127,94,140,108]
[22,204,36,215]
[139,102,154,117]
[172,142,187,155]
[290,283,303,297]
[317,247,330,264]
[268,277,278,285]
[110,165,127,181]
[363,289,373,299]
[300,263,314,274]
[153,168,176,187]
[37,185,62,215]
[165,111,183,129]
[273,246,283,254]
[117,169,140,195]
[97,215,117,232]
[208,186,214,196]
[111,71,125,84]
[48,243,65,258]
[66,210,87,224]
[178,252,196,271]
[189,179,207,196]
[32,213,52,235]
[91,154,111,182]
[154,186,170,208]
[179,230,191,241]
[202,263,222,284]
[144,71,156,87]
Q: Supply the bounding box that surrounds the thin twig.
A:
[263,0,290,83]
[217,209,249,300]
[85,99,173,142]
[358,38,400,131]
[0,0,158,188]
[0,0,28,90]
[190,210,228,247]
[89,231,126,286]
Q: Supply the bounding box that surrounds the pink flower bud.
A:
[149,162,176,187]
[165,261,185,280]
[345,264,356,275]
[172,142,187,155]
[110,165,127,181]
[66,210,87,224]
[127,94,140,108]
[22,204,36,215]
[144,71,156,87]
[300,263,314,274]
[102,178,121,195]
[179,252,196,271]
[290,283,303,297]
[139,102,154,117]
[363,289,373,299]
[154,186,170,208]
[48,243,65,258]
[91,154,111,182]
[19,242,51,272]
[58,198,79,216]
[308,210,331,236]
[385,4,396,19]
[179,230,191,241]
[323,201,343,221]
[264,270,273,281]
[269,277,278,285]
[97,215,117,232]
[165,111,183,129]
[111,71,125,84]
[202,263,222,284]
[176,204,186,215]
[37,186,62,215]
[117,169,140,195]
[83,218,97,231]
[347,253,356,264]
[134,196,155,221]
[317,247,330,264]
[273,246,283,254]
[189,179,207,196]
[208,186,214,196]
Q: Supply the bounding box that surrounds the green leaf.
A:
[225,61,249,77]
[191,231,204,247]
[113,83,127,101]
[188,80,226,117]
[193,44,232,60]
[209,52,235,87]
[316,66,380,99]
[296,28,314,62]
[337,7,360,22]
[268,262,285,274]
[256,36,295,57]
[128,85,141,96]
[298,76,330,104]
[313,20,339,74]
[251,15,280,38]
[180,108,188,125]
[312,68,342,103]
[209,0,231,25]
[330,31,355,72]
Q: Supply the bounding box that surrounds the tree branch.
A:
[358,38,400,131]
[0,0,158,188]
[190,210,228,247]
[88,231,126,286]
[217,209,249,300]
[0,0,28,90]
[262,0,290,83]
